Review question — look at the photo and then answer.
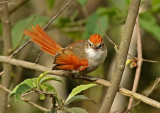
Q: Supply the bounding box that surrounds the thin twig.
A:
[0,84,49,112]
[128,53,158,64]
[99,18,158,65]
[99,18,157,65]
[0,55,160,109]
[146,78,160,96]
[35,51,42,64]
[127,16,142,113]
[20,98,49,111]
[21,91,35,97]
[10,16,36,57]
[0,71,5,76]
[124,78,160,113]
[103,33,118,51]
[43,0,73,29]
[10,0,73,57]
[10,40,31,57]
[35,0,73,62]
[34,89,54,95]
[97,19,118,51]
[0,84,10,93]
[142,59,158,63]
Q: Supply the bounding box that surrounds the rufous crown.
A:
[89,34,103,45]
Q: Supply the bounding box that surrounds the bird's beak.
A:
[94,46,98,50]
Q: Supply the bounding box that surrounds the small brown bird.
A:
[24,25,107,75]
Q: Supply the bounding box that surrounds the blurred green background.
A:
[0,0,160,113]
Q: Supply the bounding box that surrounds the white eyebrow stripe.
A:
[88,39,92,44]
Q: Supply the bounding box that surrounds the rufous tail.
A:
[24,25,63,55]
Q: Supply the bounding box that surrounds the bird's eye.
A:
[98,45,102,48]
[98,43,104,48]
[87,42,92,47]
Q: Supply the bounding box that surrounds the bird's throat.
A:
[85,47,107,69]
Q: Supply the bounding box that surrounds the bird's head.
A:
[86,34,104,51]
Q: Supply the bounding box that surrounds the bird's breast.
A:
[85,47,107,71]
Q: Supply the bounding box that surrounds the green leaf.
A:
[65,95,95,105]
[64,107,88,113]
[12,15,49,48]
[40,83,59,103]
[151,0,160,13]
[66,83,97,102]
[10,78,37,97]
[15,84,31,101]
[109,0,130,12]
[82,10,109,39]
[39,94,45,100]
[54,17,70,28]
[139,12,160,42]
[40,83,57,94]
[76,0,87,6]
[37,71,49,88]
[39,76,63,85]
[46,0,55,10]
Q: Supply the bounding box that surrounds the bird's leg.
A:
[78,75,100,81]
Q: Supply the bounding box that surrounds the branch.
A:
[0,71,4,76]
[119,88,160,110]
[98,20,118,50]
[43,0,73,29]
[0,0,28,19]
[0,55,160,109]
[127,16,142,112]
[0,84,49,112]
[98,0,141,113]
[124,77,160,113]
[0,55,73,77]
[20,98,49,112]
[8,0,28,14]
[0,1,13,113]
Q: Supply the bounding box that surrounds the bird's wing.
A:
[53,51,88,71]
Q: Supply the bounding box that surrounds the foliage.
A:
[139,12,160,42]
[151,0,160,13]
[76,0,88,6]
[65,83,97,102]
[12,15,49,48]
[82,9,109,39]
[46,0,55,10]
[10,72,97,113]
[10,71,60,101]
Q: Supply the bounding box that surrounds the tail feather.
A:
[24,25,63,55]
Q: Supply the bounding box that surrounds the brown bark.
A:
[0,1,13,113]
[98,0,141,113]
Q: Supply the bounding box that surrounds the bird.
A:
[24,25,107,76]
